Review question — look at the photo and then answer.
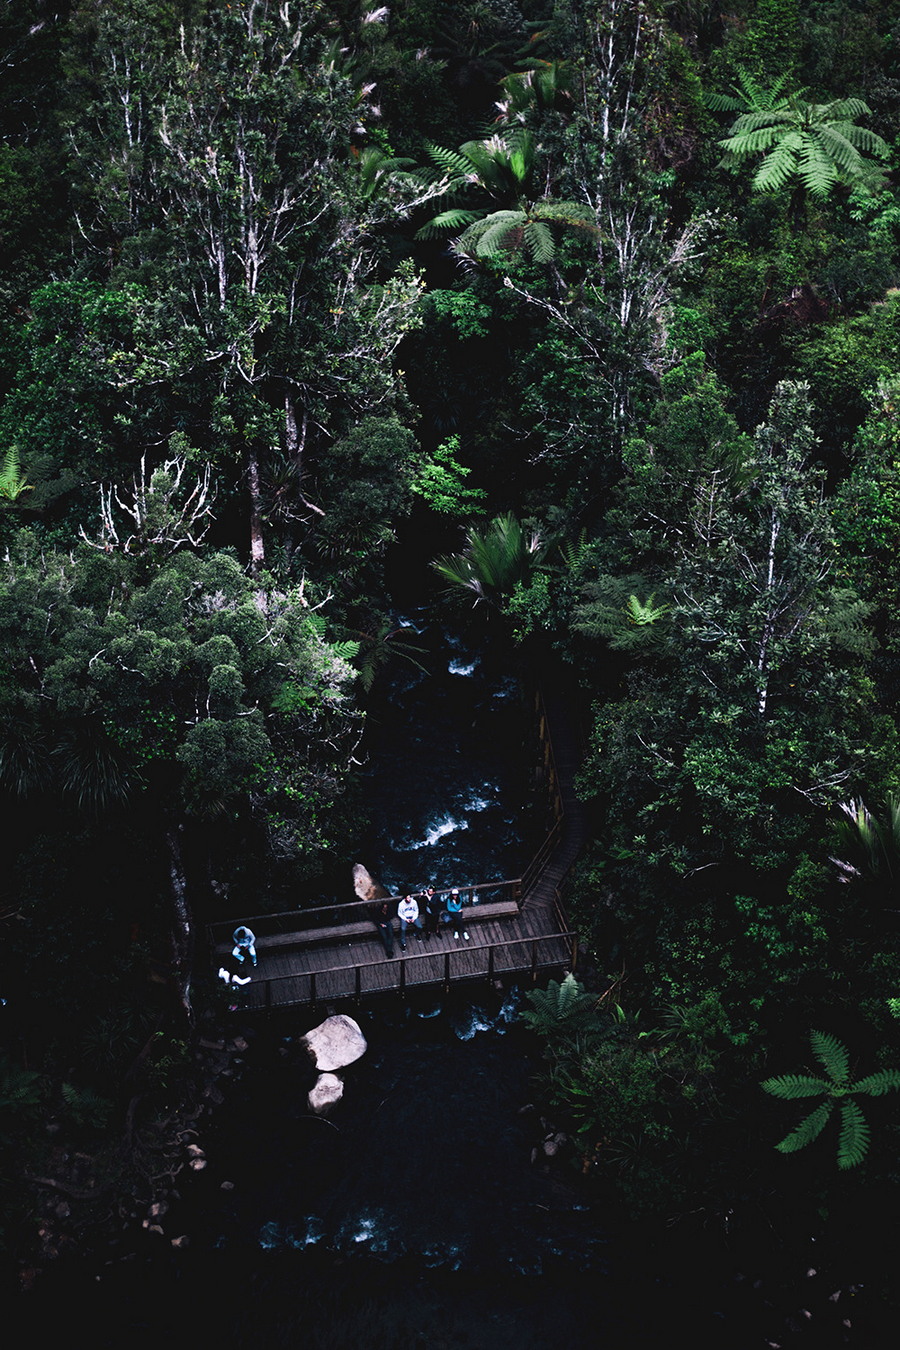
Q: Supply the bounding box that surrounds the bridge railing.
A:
[243,927,578,1013]
[208,877,523,952]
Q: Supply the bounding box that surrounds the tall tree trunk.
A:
[247,445,265,574]
[285,393,324,518]
[166,825,194,1025]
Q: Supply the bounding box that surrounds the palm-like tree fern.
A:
[432,512,545,607]
[830,794,900,906]
[761,1030,900,1169]
[521,973,597,1038]
[415,128,595,262]
[709,68,889,201]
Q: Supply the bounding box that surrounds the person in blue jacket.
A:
[442,888,469,942]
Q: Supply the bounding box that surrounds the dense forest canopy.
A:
[4,0,900,1307]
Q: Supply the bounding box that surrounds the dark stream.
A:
[15,624,889,1346]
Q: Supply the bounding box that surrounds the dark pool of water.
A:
[10,992,789,1349]
[16,989,890,1349]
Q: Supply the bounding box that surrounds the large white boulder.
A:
[308,1072,344,1114]
[352,863,387,902]
[301,1014,367,1071]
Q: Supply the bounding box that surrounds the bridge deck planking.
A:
[238,932,574,1012]
[233,908,573,1011]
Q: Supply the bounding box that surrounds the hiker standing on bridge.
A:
[397,893,424,950]
[373,899,395,958]
[422,886,442,940]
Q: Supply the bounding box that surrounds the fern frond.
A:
[415,209,481,239]
[811,1030,850,1085]
[302,614,327,639]
[761,1073,833,1099]
[752,146,799,193]
[626,593,669,626]
[774,1100,832,1153]
[423,143,474,178]
[532,200,596,229]
[524,219,555,262]
[851,1069,900,1097]
[837,1098,870,1169]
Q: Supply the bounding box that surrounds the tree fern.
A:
[433,512,544,608]
[762,1030,900,1168]
[710,68,889,201]
[521,973,596,1036]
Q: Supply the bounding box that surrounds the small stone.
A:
[170,1235,189,1249]
[186,1144,205,1157]
[147,1224,165,1236]
[189,1157,207,1171]
[308,1072,343,1114]
[149,1201,168,1218]
[54,1202,70,1219]
[542,1139,558,1157]
[220,1181,235,1191]
[231,1037,249,1052]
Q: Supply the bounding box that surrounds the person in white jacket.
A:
[396,894,423,950]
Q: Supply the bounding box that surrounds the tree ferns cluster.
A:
[3,0,900,1277]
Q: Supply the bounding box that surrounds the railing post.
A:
[355,964,361,1005]
[310,971,317,1014]
[444,951,451,993]
[488,945,494,983]
[399,957,406,1001]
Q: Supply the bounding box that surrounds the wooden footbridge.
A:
[208,682,586,1013]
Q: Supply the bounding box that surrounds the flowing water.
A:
[356,618,543,891]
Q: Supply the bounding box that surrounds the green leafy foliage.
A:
[410,436,487,517]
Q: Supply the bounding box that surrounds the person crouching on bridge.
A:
[397,894,424,950]
[232,925,257,968]
[373,899,395,958]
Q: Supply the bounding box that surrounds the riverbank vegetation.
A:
[3,0,900,1309]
